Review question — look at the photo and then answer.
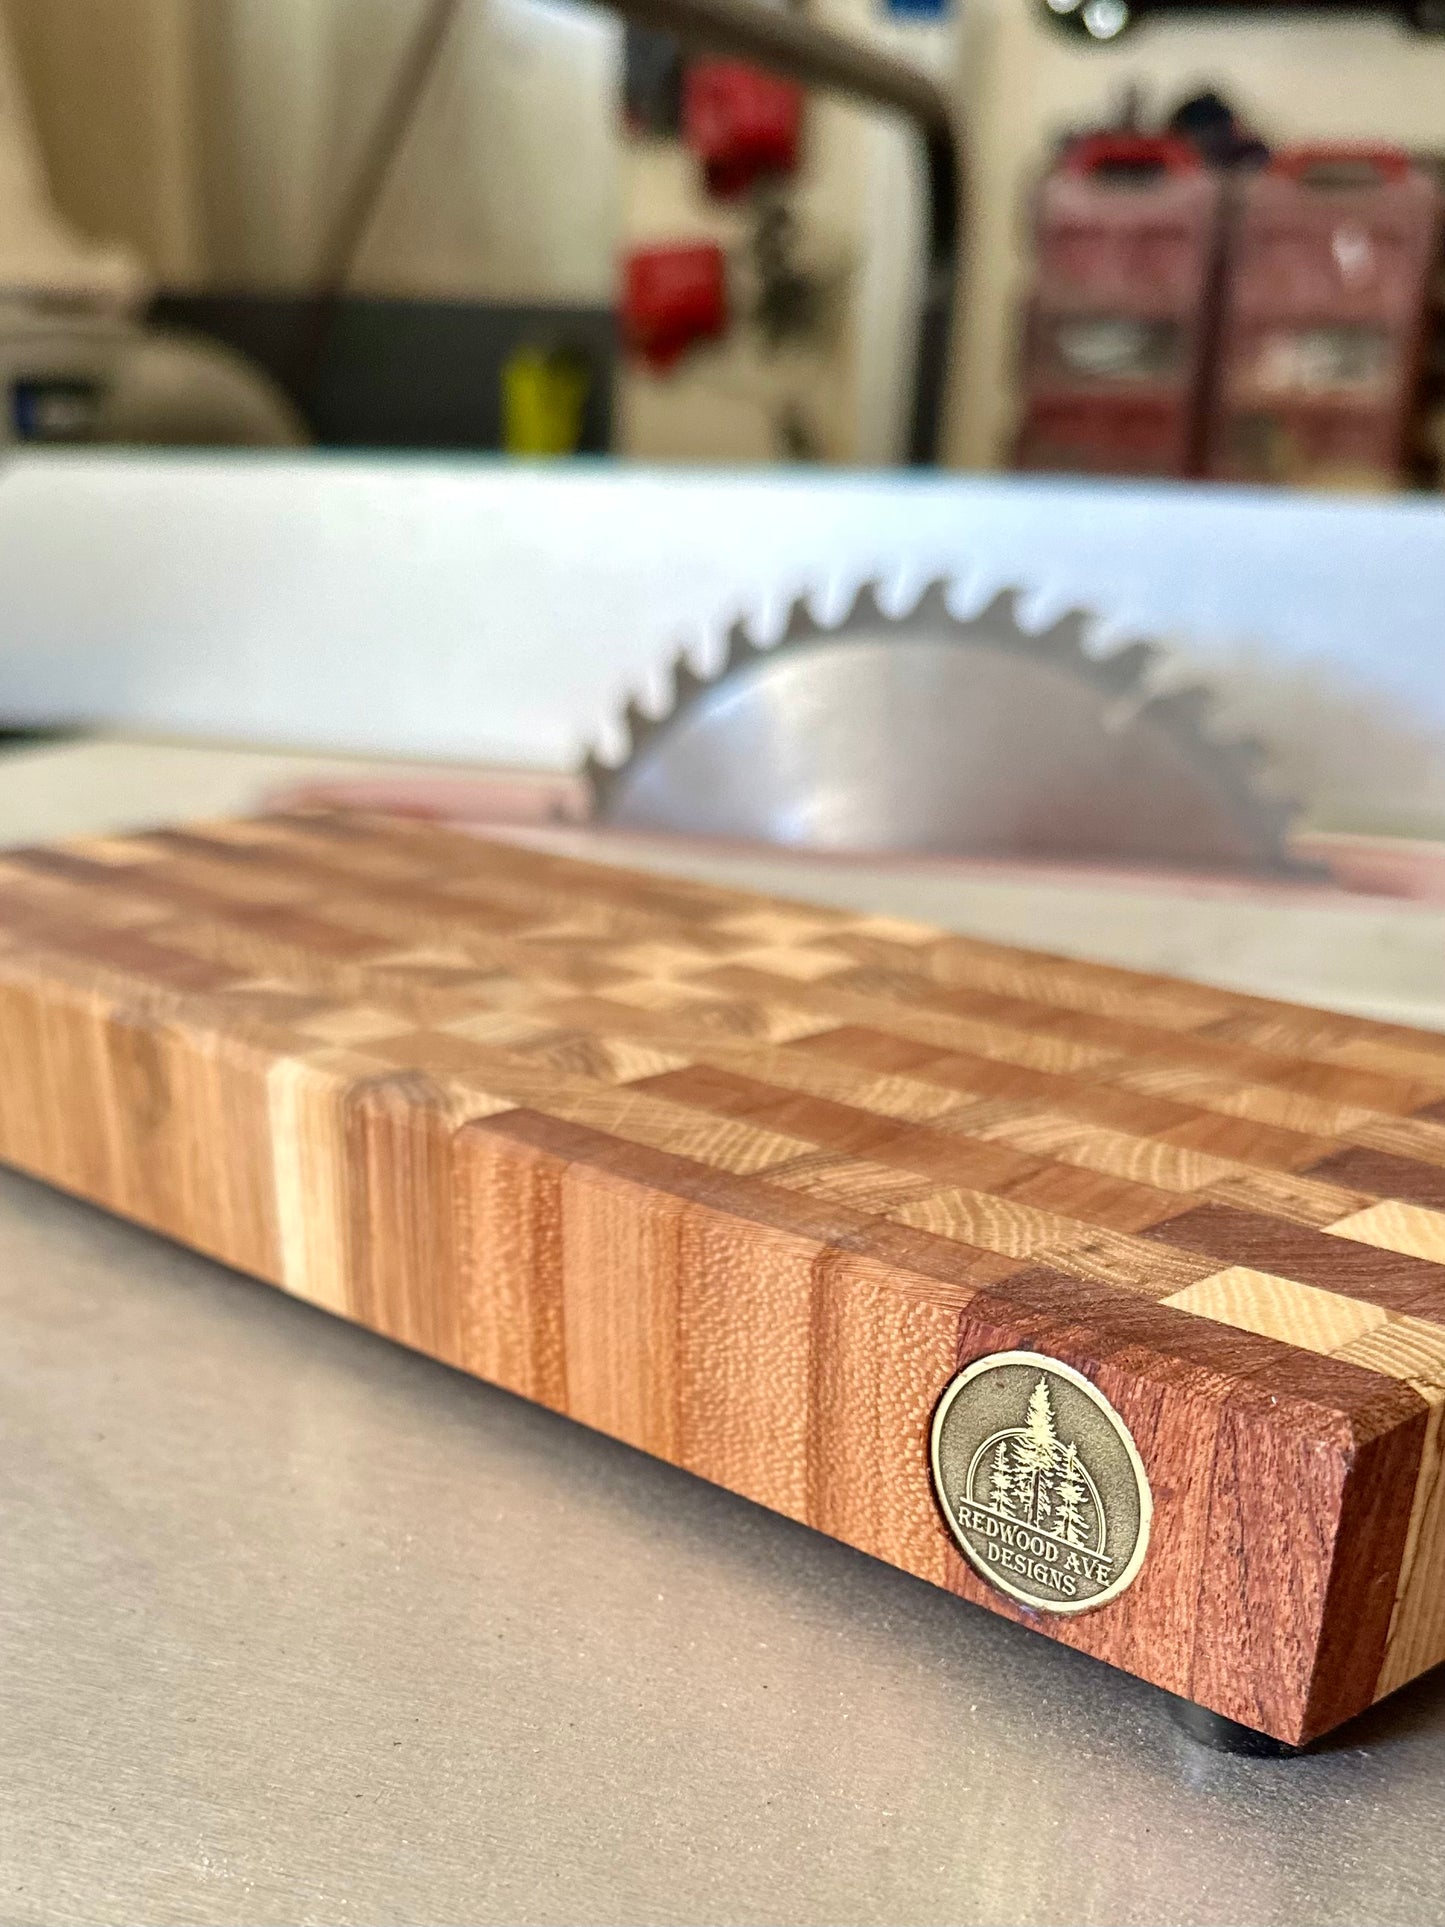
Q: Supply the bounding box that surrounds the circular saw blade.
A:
[584,579,1303,873]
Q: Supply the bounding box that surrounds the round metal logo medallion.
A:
[930,1352,1152,1615]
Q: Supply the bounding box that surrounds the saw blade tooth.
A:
[1091,639,1161,693]
[723,618,761,672]
[781,594,822,642]
[841,579,886,629]
[580,747,614,808]
[968,585,1025,634]
[623,695,656,752]
[905,577,954,627]
[1033,607,1091,657]
[670,650,704,704]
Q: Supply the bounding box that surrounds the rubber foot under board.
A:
[1165,1693,1306,1757]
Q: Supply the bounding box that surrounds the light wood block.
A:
[4,811,1445,1744]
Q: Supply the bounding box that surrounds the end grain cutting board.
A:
[4,809,1445,1747]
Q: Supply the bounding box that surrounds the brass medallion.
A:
[930,1352,1152,1615]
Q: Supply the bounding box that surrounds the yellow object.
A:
[502,347,590,456]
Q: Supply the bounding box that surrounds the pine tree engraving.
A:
[974,1375,1099,1545]
[1054,1440,1090,1547]
[989,1439,1019,1518]
[1010,1377,1062,1529]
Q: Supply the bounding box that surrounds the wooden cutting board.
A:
[4,809,1445,1747]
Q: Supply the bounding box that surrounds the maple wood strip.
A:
[1163,1267,1391,1354]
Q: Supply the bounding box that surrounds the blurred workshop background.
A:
[0,0,1443,1031]
[4,0,1445,473]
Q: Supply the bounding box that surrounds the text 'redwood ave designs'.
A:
[931,1352,1152,1614]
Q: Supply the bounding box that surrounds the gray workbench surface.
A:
[3,740,1445,1927]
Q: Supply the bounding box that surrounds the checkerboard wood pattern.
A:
[3,809,1445,1744]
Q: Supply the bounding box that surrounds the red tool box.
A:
[622,242,729,372]
[1206,145,1444,487]
[683,60,803,200]
[1015,134,1225,478]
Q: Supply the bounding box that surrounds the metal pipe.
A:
[595,0,961,464]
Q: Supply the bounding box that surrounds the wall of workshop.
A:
[9,0,1442,470]
[1,0,619,301]
[1,0,949,465]
[617,2,954,466]
[951,7,1445,469]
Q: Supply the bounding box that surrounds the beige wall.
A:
[3,0,620,299]
[2,0,202,281]
[950,7,1445,467]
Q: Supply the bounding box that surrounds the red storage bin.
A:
[1015,134,1226,478]
[1207,145,1444,487]
[683,60,803,199]
[622,242,728,372]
